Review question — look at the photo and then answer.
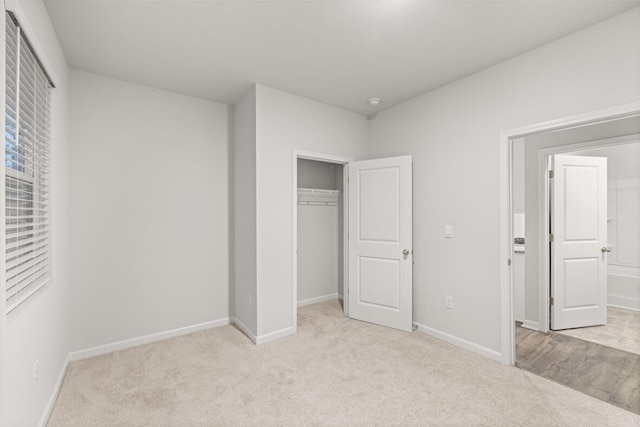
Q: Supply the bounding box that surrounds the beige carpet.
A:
[48,301,639,426]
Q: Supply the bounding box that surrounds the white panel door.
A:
[348,156,412,331]
[551,154,607,330]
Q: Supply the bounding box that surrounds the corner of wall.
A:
[228,104,236,320]
[231,85,258,338]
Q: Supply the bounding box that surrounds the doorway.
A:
[547,142,640,353]
[511,134,639,337]
[296,159,346,307]
[292,151,351,333]
[292,151,414,334]
[499,102,640,364]
[503,108,640,414]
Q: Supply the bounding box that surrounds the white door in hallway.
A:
[551,154,608,330]
[348,155,412,331]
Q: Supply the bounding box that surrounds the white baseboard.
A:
[38,353,70,427]
[413,322,502,363]
[297,293,339,307]
[232,318,294,345]
[69,317,230,361]
[231,316,257,344]
[608,295,640,311]
[608,273,640,311]
[256,326,295,345]
[521,320,541,331]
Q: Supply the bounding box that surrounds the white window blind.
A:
[4,13,52,313]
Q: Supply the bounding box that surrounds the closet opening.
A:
[293,151,351,333]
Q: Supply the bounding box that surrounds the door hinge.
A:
[549,233,554,242]
[549,170,554,178]
[507,258,512,266]
[550,297,555,305]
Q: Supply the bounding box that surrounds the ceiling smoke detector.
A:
[368,98,381,107]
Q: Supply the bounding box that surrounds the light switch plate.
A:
[445,296,454,309]
[445,225,453,238]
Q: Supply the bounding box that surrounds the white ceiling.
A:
[45,1,640,115]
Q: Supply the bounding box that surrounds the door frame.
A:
[499,101,640,365]
[292,150,352,333]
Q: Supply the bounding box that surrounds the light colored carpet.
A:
[48,300,639,426]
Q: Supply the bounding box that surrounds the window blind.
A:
[4,13,52,313]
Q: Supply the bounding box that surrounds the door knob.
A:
[601,246,612,253]
[403,249,410,256]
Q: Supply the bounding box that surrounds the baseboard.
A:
[608,273,640,311]
[38,353,70,427]
[230,318,294,345]
[297,293,339,307]
[256,326,295,345]
[413,322,502,363]
[69,317,231,361]
[231,317,257,344]
[608,295,640,311]
[521,320,541,331]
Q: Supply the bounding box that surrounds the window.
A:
[4,12,52,313]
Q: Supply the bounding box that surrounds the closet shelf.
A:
[297,188,341,206]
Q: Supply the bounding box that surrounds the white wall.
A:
[512,139,525,322]
[336,166,344,298]
[232,87,257,335]
[512,140,526,215]
[69,70,230,351]
[367,7,640,356]
[297,158,337,190]
[297,205,339,302]
[0,1,71,425]
[255,85,368,338]
[574,142,640,180]
[607,177,640,311]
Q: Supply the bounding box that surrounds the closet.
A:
[296,159,344,306]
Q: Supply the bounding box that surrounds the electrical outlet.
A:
[33,360,39,384]
[445,296,454,309]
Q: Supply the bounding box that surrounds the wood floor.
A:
[556,306,640,355]
[516,325,640,415]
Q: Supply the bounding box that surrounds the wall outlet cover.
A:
[445,296,454,309]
